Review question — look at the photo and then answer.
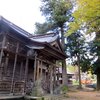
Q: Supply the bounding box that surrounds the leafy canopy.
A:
[67,0,100,35]
[35,0,72,34]
[34,22,57,34]
[66,31,96,72]
[40,0,72,27]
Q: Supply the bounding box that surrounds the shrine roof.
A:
[30,33,59,43]
[0,16,59,43]
[0,16,67,60]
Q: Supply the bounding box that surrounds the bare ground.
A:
[43,90,100,100]
[43,86,100,100]
[67,91,100,100]
[66,88,100,100]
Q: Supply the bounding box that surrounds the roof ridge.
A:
[29,33,56,39]
[0,16,33,37]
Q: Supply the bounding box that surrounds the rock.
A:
[31,79,45,96]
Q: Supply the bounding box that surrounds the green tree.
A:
[35,22,57,34]
[66,32,95,88]
[66,0,100,90]
[39,0,72,46]
[35,0,72,85]
[93,32,100,90]
[67,0,100,35]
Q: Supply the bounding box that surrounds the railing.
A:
[4,42,28,56]
[0,80,25,95]
[0,81,11,94]
[14,81,25,94]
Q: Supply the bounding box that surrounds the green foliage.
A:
[61,85,68,93]
[72,80,79,85]
[93,59,100,74]
[92,33,100,74]
[80,56,92,72]
[40,0,72,27]
[67,65,76,73]
[34,22,57,34]
[35,0,72,34]
[51,0,72,27]
[67,0,100,35]
[66,32,86,57]
[66,32,96,72]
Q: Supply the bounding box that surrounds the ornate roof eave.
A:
[30,33,59,43]
[44,42,67,59]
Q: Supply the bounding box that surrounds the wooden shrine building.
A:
[0,16,66,96]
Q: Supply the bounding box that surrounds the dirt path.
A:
[67,91,100,100]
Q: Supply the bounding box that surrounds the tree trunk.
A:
[77,55,82,89]
[97,73,100,90]
[61,26,68,85]
[62,60,68,85]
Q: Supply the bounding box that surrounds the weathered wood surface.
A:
[0,81,11,93]
[0,81,25,94]
[0,33,64,96]
[0,95,23,100]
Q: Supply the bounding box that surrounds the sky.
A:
[0,0,45,34]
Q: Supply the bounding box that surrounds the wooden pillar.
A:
[44,69,47,80]
[0,35,6,79]
[56,67,59,80]
[10,42,19,94]
[36,60,40,80]
[0,35,6,65]
[53,66,56,88]
[57,67,60,85]
[19,61,23,80]
[62,60,68,85]
[50,65,53,94]
[43,67,46,82]
[40,61,43,78]
[57,67,60,81]
[33,52,37,81]
[24,57,29,93]
[4,53,9,76]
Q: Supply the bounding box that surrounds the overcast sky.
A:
[0,0,45,34]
